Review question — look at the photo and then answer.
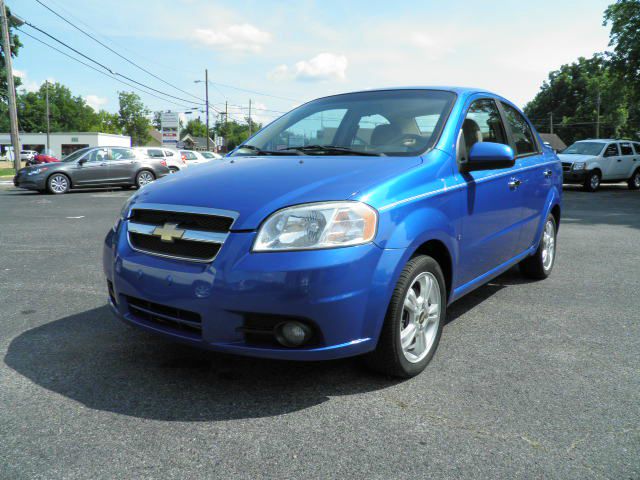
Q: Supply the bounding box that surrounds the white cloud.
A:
[269,53,348,82]
[192,24,271,53]
[85,95,108,111]
[14,70,41,93]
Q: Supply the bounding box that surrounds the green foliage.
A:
[117,91,150,146]
[213,118,261,150]
[526,0,640,143]
[152,111,162,130]
[181,117,208,139]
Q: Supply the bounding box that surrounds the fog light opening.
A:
[274,321,312,348]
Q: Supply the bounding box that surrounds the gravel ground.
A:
[0,183,638,479]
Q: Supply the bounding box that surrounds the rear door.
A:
[108,147,139,183]
[500,101,551,254]
[618,142,635,179]
[456,97,523,285]
[602,143,621,179]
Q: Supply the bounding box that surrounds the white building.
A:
[0,132,131,158]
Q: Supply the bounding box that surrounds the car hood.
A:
[133,155,421,230]
[557,154,598,163]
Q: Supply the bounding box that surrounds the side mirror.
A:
[463,142,515,171]
[78,158,87,165]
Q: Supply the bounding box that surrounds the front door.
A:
[72,148,110,185]
[456,97,524,287]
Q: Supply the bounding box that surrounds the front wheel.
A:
[520,214,557,279]
[135,170,155,188]
[583,171,601,192]
[628,169,640,190]
[364,255,446,378]
[47,173,70,194]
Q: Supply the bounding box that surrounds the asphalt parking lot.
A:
[0,182,638,479]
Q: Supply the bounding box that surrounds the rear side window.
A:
[147,149,164,158]
[110,148,136,160]
[633,143,640,154]
[501,103,537,155]
[620,142,633,156]
[604,144,619,157]
[461,99,508,157]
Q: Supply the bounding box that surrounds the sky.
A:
[11,0,614,126]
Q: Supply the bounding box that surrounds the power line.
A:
[21,19,205,107]
[33,0,204,104]
[17,28,195,110]
[206,80,301,103]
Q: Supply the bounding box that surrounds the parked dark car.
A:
[14,146,170,194]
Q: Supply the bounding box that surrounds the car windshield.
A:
[562,142,605,156]
[231,89,456,157]
[62,148,91,162]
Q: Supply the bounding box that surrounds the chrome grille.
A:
[126,203,237,263]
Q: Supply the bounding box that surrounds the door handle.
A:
[508,178,521,189]
[543,169,553,177]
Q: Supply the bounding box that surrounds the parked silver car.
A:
[13,146,170,194]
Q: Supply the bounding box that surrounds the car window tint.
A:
[86,148,108,162]
[110,148,136,160]
[604,144,619,157]
[620,142,633,156]
[147,149,164,158]
[461,99,508,156]
[501,103,537,155]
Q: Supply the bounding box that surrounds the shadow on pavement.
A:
[4,306,397,422]
[562,186,640,231]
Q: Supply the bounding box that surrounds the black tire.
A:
[520,214,557,279]
[135,170,155,188]
[628,169,640,190]
[364,255,446,378]
[46,173,70,194]
[583,170,601,192]
[121,185,134,190]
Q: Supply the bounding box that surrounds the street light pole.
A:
[205,69,210,151]
[0,0,21,170]
[45,80,50,154]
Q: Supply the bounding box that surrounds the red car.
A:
[29,153,60,165]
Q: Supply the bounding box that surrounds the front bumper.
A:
[103,223,405,360]
[562,168,587,184]
[14,173,46,190]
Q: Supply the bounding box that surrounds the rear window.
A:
[180,151,197,160]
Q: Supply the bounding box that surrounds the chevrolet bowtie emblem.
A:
[152,222,185,243]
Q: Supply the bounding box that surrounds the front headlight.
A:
[113,195,137,232]
[27,167,48,175]
[572,162,586,170]
[253,201,378,251]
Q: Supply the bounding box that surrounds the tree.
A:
[91,110,121,134]
[181,117,208,139]
[152,111,162,130]
[213,118,261,151]
[0,6,23,100]
[118,91,150,145]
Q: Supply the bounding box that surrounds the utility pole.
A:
[0,0,21,171]
[205,69,210,151]
[45,80,50,154]
[248,99,252,137]
[595,91,601,139]
[225,101,228,125]
[549,112,553,134]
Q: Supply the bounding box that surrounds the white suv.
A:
[135,147,186,173]
[559,139,640,191]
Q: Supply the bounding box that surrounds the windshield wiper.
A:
[236,144,297,155]
[280,145,383,156]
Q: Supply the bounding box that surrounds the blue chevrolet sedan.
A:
[104,87,562,378]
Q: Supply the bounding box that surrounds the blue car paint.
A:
[104,87,562,360]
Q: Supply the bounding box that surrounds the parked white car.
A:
[179,149,218,165]
[559,139,640,191]
[20,150,38,162]
[135,147,186,173]
[201,151,223,160]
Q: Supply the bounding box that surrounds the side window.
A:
[460,99,508,158]
[110,148,136,160]
[501,103,537,155]
[604,144,619,157]
[633,143,640,155]
[351,114,389,147]
[85,148,108,162]
[164,150,174,157]
[147,149,164,158]
[620,142,633,156]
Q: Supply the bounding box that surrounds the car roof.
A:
[314,86,499,100]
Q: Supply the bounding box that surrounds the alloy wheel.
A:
[590,174,600,190]
[400,272,441,363]
[50,174,68,194]
[541,219,556,271]
[137,171,154,187]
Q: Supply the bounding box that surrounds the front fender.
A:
[532,185,562,248]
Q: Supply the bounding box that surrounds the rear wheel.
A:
[364,255,446,378]
[169,166,179,174]
[583,171,600,192]
[520,214,557,279]
[628,169,640,190]
[135,170,155,188]
[47,173,70,194]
